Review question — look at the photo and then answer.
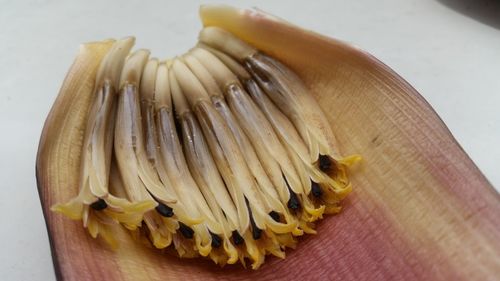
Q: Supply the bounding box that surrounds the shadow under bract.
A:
[436,0,500,30]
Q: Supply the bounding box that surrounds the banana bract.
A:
[37,4,499,280]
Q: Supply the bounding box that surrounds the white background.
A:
[1,0,499,280]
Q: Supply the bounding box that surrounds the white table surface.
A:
[1,0,499,280]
